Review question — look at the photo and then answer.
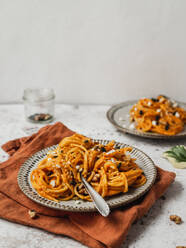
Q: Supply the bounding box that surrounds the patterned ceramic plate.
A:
[107,100,186,139]
[17,140,157,212]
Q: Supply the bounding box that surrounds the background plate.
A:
[17,140,157,212]
[107,100,186,139]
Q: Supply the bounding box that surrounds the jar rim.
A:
[23,88,55,102]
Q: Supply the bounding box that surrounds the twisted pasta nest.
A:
[31,134,146,201]
[130,95,186,135]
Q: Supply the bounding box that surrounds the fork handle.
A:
[81,175,110,217]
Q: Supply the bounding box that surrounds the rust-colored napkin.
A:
[0,122,176,248]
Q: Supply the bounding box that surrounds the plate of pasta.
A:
[107,95,186,139]
[18,134,156,212]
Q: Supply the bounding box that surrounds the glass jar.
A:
[23,88,55,123]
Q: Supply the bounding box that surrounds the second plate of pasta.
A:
[18,137,156,212]
[107,99,186,139]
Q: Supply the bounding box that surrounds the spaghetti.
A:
[30,134,146,201]
[130,95,186,135]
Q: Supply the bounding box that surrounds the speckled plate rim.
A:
[17,139,157,212]
[107,100,186,140]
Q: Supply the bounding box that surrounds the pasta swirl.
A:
[31,134,146,201]
[130,95,186,135]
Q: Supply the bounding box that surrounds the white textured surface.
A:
[0,103,186,248]
[0,0,186,104]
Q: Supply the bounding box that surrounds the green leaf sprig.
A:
[165,145,186,162]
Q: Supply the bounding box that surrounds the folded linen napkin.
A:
[0,122,176,248]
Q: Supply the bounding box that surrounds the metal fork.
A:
[80,174,110,217]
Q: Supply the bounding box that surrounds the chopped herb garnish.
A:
[118,162,122,169]
[70,179,76,186]
[47,171,53,176]
[151,98,159,102]
[164,145,186,162]
[101,147,106,152]
[165,123,170,130]
[155,115,160,121]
